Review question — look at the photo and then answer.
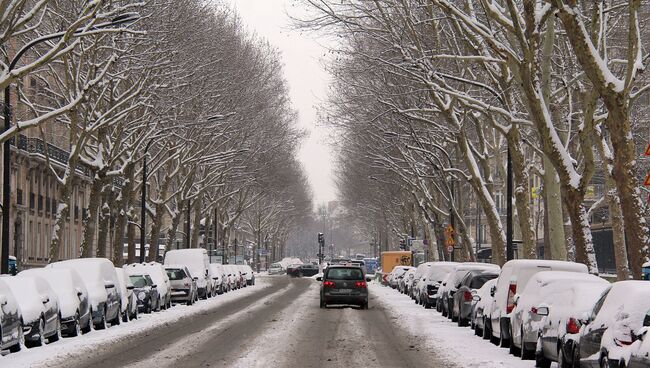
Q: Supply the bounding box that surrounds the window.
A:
[45,196,50,214]
[166,269,187,280]
[29,192,35,210]
[129,275,147,288]
[326,268,363,280]
[74,206,79,221]
[16,189,23,205]
[590,289,611,321]
[38,195,43,212]
[51,199,57,215]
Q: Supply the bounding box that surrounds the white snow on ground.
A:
[370,282,559,368]
[0,278,272,368]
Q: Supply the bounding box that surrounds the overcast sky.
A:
[227,0,336,206]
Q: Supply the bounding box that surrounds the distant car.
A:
[4,275,60,347]
[115,268,138,322]
[19,267,92,336]
[400,268,417,295]
[125,262,171,310]
[349,260,367,275]
[488,260,588,348]
[0,277,23,352]
[288,264,319,277]
[209,263,227,294]
[286,264,303,276]
[8,256,17,275]
[49,258,122,329]
[318,265,370,309]
[268,263,285,275]
[510,271,609,362]
[452,269,499,327]
[127,272,159,313]
[416,262,460,309]
[388,266,413,289]
[164,248,212,299]
[223,265,240,290]
[165,265,198,305]
[239,265,255,286]
[577,281,650,368]
[410,262,435,301]
[472,278,497,340]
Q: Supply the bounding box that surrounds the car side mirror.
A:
[316,277,323,281]
[193,277,199,281]
[76,287,84,297]
[127,285,135,290]
[41,295,50,304]
[152,284,157,288]
[535,306,549,316]
[0,294,7,306]
[212,277,218,280]
[104,282,115,289]
[472,295,481,302]
[366,277,372,282]
[635,326,649,341]
[205,270,209,276]
[490,286,496,297]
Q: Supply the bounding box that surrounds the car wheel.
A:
[122,307,130,323]
[113,305,122,326]
[500,324,510,348]
[9,326,24,352]
[95,308,107,330]
[48,316,62,343]
[362,302,369,310]
[600,353,616,368]
[28,318,46,347]
[81,310,92,334]
[474,322,482,336]
[483,318,492,341]
[320,299,325,309]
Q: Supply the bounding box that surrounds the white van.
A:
[487,260,588,347]
[164,248,211,299]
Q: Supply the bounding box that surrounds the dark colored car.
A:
[288,264,319,277]
[317,266,370,309]
[452,270,499,327]
[0,278,22,353]
[129,274,160,313]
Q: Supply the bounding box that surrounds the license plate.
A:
[336,289,351,294]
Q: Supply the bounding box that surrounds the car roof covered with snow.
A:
[19,267,89,319]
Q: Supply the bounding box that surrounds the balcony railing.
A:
[11,134,90,176]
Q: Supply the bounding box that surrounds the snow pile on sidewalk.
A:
[370,283,542,368]
[0,278,271,368]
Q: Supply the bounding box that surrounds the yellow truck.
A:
[380,251,413,285]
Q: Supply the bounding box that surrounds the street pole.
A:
[1,13,140,274]
[234,237,238,265]
[139,139,153,263]
[506,147,514,261]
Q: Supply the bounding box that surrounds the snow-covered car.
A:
[488,260,588,348]
[125,262,171,310]
[209,263,227,294]
[115,268,138,322]
[388,266,413,289]
[19,267,92,336]
[240,265,255,286]
[410,262,435,301]
[48,258,122,329]
[3,275,60,347]
[164,248,211,299]
[127,272,159,313]
[401,268,417,295]
[0,277,23,353]
[223,265,239,290]
[268,263,284,275]
[577,281,650,368]
[415,261,460,309]
[452,269,499,327]
[439,263,500,317]
[165,265,198,305]
[509,271,609,362]
[472,278,497,339]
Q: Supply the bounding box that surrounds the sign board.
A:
[447,246,454,253]
[645,172,650,187]
[257,249,268,255]
[645,143,650,156]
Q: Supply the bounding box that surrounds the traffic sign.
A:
[447,246,453,253]
[645,172,650,186]
[645,143,650,156]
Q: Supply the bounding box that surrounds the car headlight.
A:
[138,291,147,301]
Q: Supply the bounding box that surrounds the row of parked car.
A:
[0,248,255,356]
[386,259,650,367]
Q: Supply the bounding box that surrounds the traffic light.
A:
[318,233,324,245]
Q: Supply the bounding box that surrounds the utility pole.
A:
[233,237,238,265]
[139,139,154,263]
[506,147,514,261]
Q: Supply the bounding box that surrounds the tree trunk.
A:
[80,175,102,258]
[165,207,182,252]
[507,127,536,259]
[49,172,75,263]
[191,195,202,248]
[96,188,111,258]
[112,164,135,266]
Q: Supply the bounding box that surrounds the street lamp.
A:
[139,138,154,263]
[1,13,140,274]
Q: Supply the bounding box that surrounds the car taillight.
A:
[355,281,367,288]
[323,281,336,288]
[566,317,581,334]
[506,283,516,313]
[464,291,473,302]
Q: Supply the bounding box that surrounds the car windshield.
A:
[130,275,147,288]
[327,268,363,280]
[469,274,497,289]
[166,268,187,280]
